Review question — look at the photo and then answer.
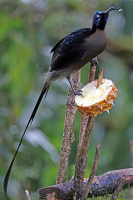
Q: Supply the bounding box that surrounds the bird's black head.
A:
[92,7,123,30]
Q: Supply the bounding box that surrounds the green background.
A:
[0,0,133,199]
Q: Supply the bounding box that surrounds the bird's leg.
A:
[67,77,83,97]
[91,58,99,66]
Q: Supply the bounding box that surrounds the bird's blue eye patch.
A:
[97,11,102,14]
[96,18,101,26]
[97,14,100,18]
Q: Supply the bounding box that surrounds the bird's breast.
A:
[82,29,107,61]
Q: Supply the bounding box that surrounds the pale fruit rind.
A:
[75,79,117,116]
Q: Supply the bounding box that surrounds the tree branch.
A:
[74,61,102,199]
[39,168,133,200]
[78,59,97,152]
[110,175,125,200]
[56,70,81,184]
[81,144,101,200]
[74,115,96,198]
[96,68,103,88]
[25,190,31,200]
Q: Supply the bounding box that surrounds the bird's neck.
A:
[92,24,106,31]
[91,26,97,34]
[92,18,108,31]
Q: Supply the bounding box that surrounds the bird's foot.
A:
[74,89,83,97]
[91,58,99,66]
[67,77,83,97]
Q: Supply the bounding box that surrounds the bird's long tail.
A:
[3,82,50,197]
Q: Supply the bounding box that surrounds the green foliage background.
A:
[0,0,133,199]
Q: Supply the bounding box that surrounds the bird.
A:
[3,6,123,197]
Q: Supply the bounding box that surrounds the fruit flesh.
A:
[75,79,113,107]
[75,79,117,116]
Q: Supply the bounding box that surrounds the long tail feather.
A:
[3,82,50,197]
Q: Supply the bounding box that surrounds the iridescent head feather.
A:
[92,7,123,30]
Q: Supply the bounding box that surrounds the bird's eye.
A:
[97,14,100,18]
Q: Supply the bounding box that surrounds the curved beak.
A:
[104,7,123,14]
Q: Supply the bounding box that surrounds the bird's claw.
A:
[91,58,99,66]
[74,90,83,97]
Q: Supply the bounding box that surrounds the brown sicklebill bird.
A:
[3,6,123,197]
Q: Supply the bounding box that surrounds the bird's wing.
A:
[50,37,65,53]
[50,28,91,72]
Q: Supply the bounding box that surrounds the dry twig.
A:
[81,144,101,200]
[56,70,81,184]
[110,176,125,200]
[74,115,96,199]
[89,58,97,83]
[25,190,31,200]
[74,63,103,199]
[96,68,103,88]
[78,59,97,151]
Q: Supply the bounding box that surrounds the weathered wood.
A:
[39,168,133,200]
[78,60,97,152]
[56,70,81,184]
[96,68,103,88]
[74,115,96,195]
[74,60,98,199]
[81,144,101,200]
